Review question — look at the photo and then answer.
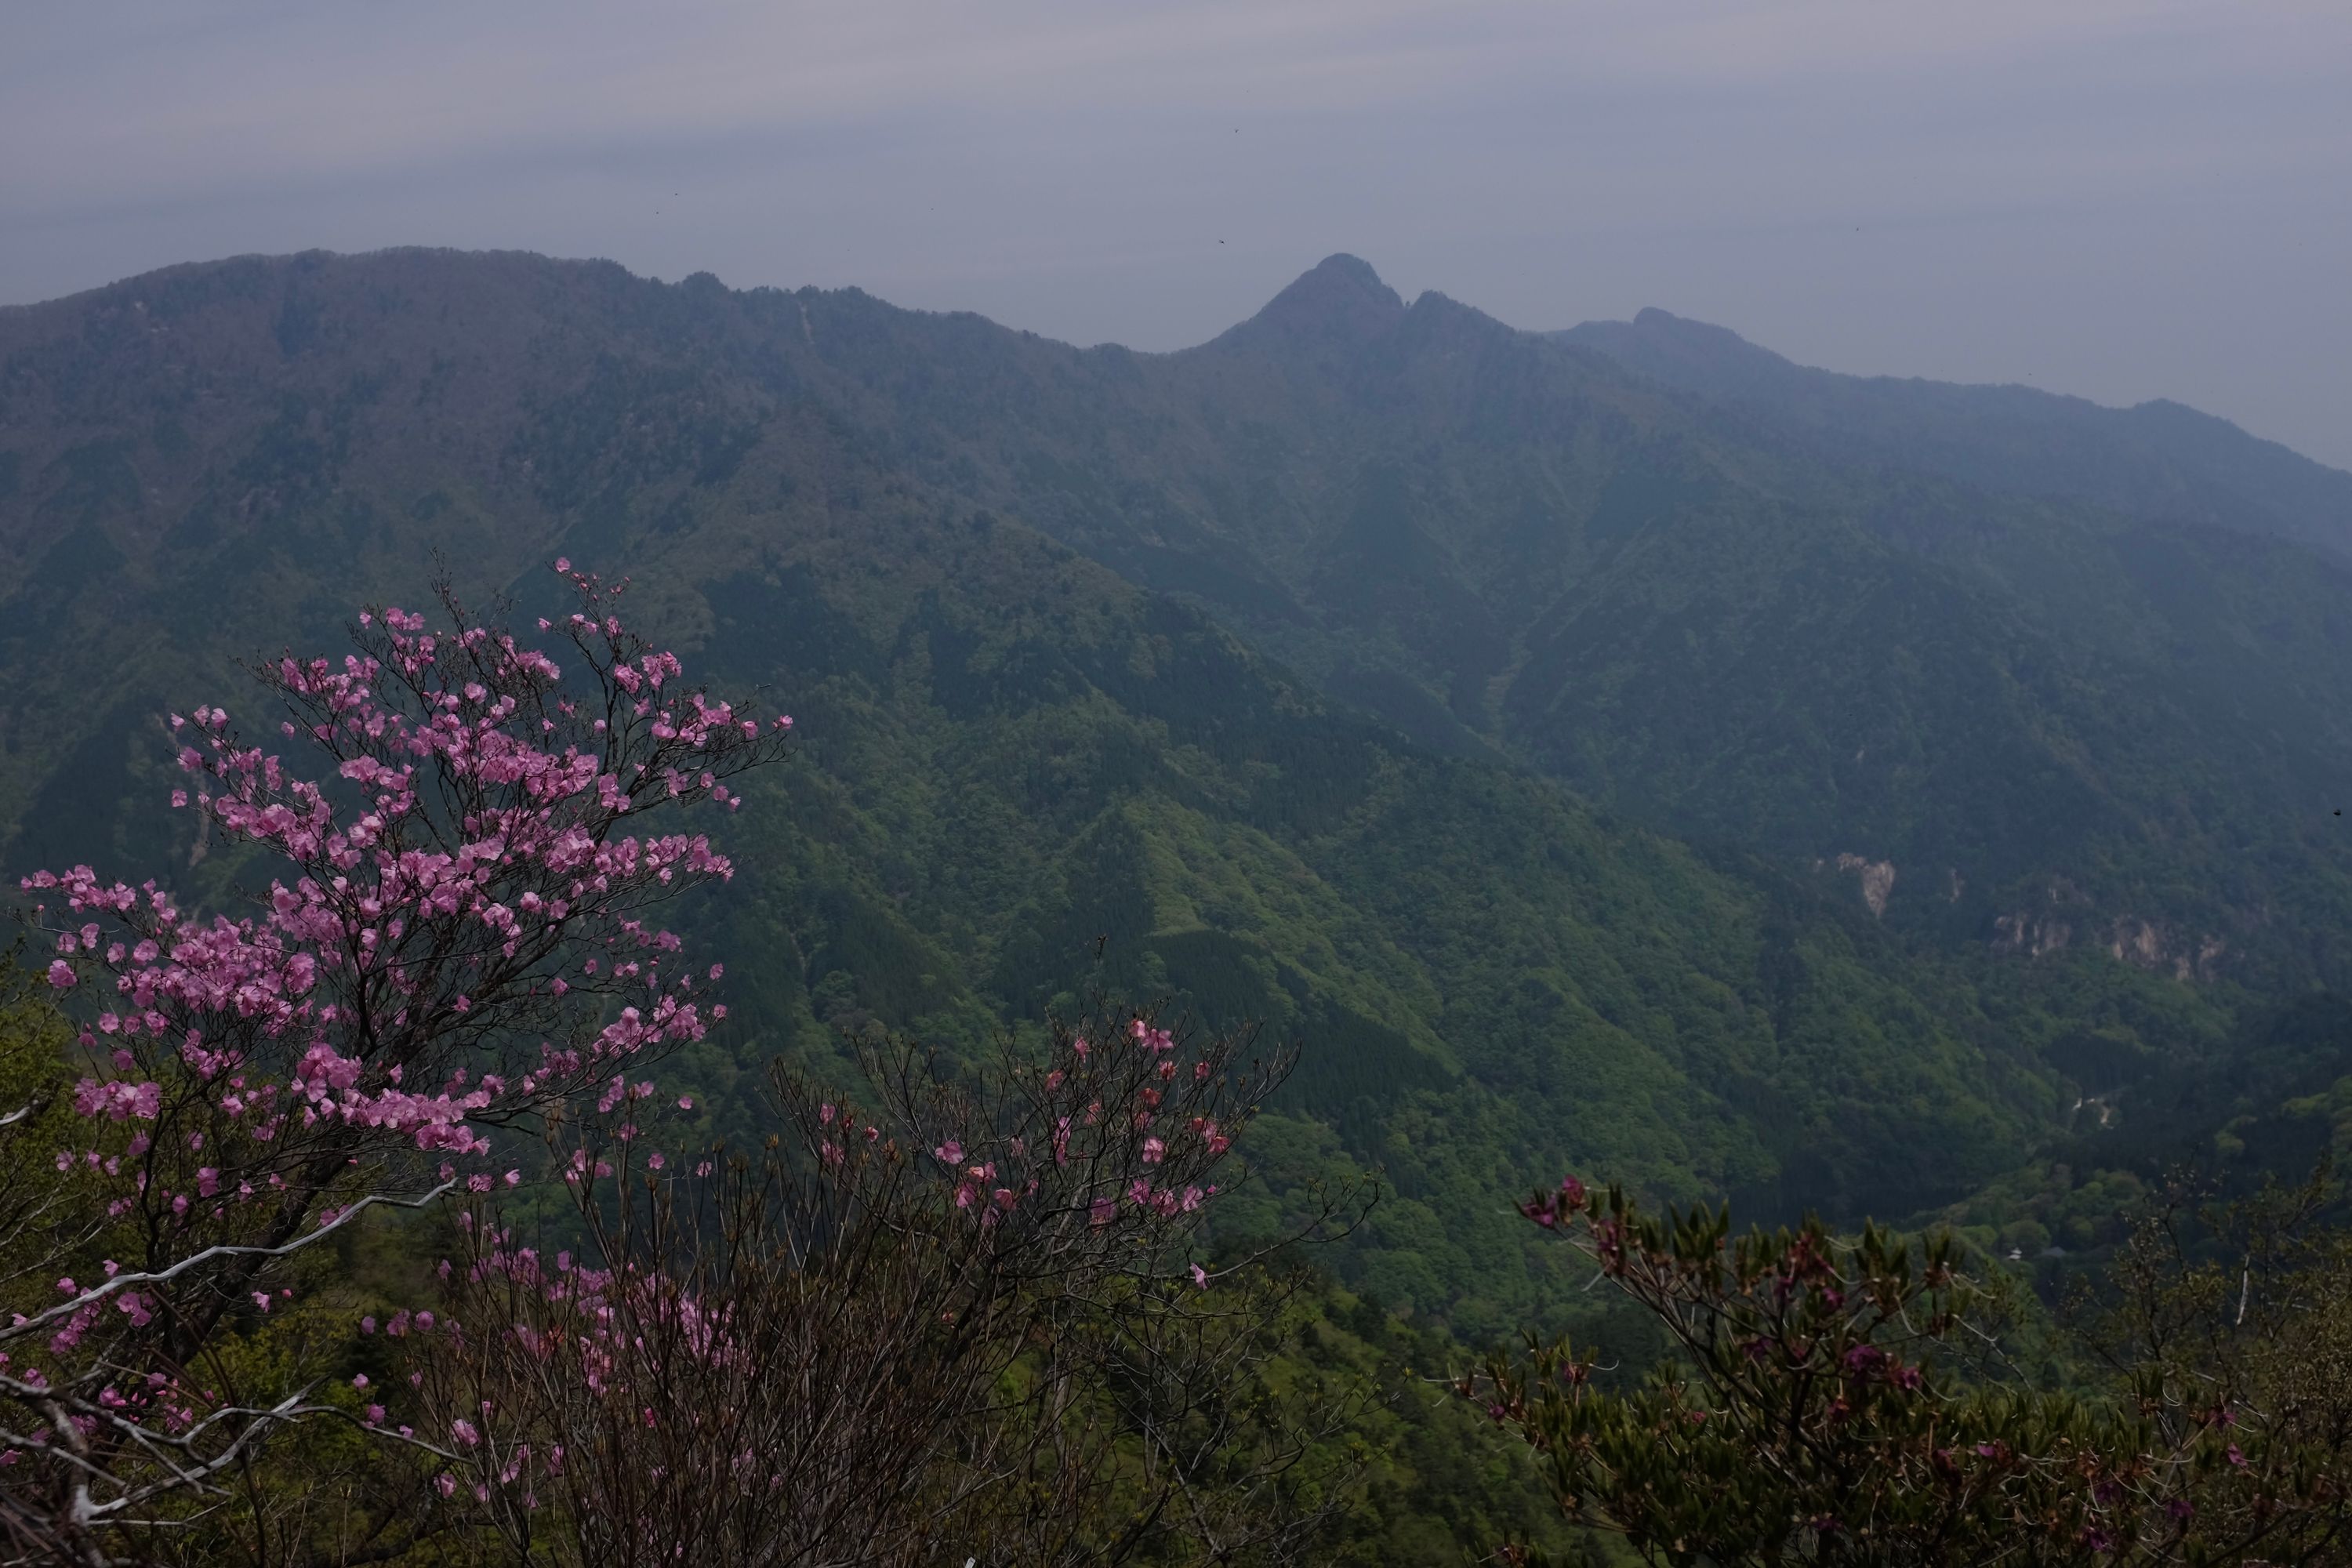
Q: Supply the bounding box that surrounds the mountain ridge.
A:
[5,248,2350,1004]
[4,250,2224,1334]
[1556,307,2352,562]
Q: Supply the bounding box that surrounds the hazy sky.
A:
[5,2,2348,466]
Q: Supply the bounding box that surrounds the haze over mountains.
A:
[1558,306,2352,568]
[2,247,2348,1325]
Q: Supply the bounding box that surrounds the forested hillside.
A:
[1,248,2346,1330]
[1556,307,2352,565]
[9,249,2350,993]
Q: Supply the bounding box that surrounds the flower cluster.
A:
[2,564,788,1539]
[26,565,782,1172]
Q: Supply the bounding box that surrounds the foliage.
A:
[1,568,786,1563]
[0,245,2326,1320]
[1468,1173,2352,1564]
[0,571,1489,1566]
[408,1004,1364,1566]
[3,249,2352,1558]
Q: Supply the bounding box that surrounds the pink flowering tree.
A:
[1,564,788,1563]
[394,1004,1367,1566]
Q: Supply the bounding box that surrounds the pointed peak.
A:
[1304,253,1392,293]
[1220,254,1405,352]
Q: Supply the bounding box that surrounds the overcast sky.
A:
[5,2,2348,466]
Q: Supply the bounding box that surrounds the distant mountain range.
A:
[2,248,2347,1323]
[1556,307,2352,565]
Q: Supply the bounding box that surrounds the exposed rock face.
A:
[1832,853,1896,917]
[1994,913,2074,957]
[2107,918,2227,982]
[1994,906,2228,982]
[1994,877,2090,959]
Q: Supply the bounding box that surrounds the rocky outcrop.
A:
[1994,913,2073,957]
[2107,918,2227,983]
[1993,906,2227,982]
[1831,853,1896,917]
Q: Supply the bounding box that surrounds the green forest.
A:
[3,250,2350,1563]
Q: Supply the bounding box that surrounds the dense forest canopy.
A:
[2,249,2350,1563]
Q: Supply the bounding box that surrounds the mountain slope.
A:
[1555,307,2352,564]
[726,253,2352,987]
[9,249,2351,1005]
[0,249,2243,1332]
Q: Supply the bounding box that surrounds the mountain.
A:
[11,255,2347,1008]
[481,248,2352,992]
[2,246,2270,1334]
[873,258,2352,991]
[1555,307,2352,565]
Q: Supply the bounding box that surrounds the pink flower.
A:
[16,579,779,1436]
[1191,1263,1210,1289]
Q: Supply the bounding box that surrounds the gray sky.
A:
[5,1,2349,467]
